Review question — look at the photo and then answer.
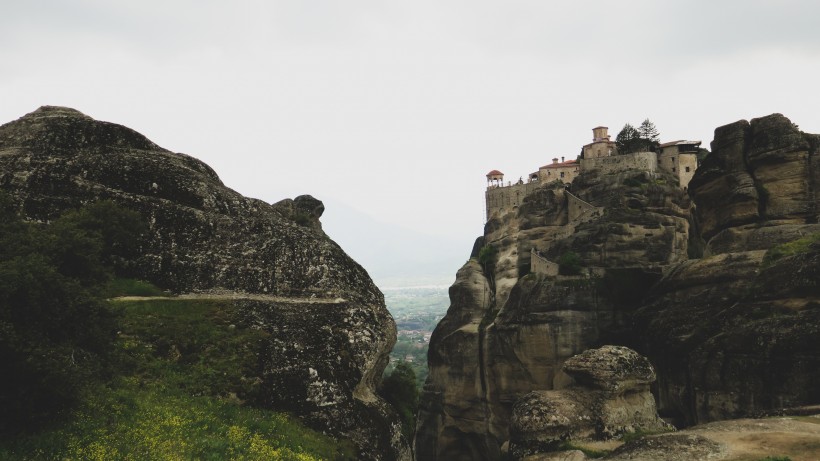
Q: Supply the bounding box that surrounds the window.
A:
[672,167,676,172]
[685,166,691,172]
[560,172,565,178]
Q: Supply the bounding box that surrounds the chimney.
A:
[552,158,558,164]
[561,156,565,162]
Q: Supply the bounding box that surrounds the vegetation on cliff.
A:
[0,106,408,460]
[0,199,354,459]
[0,197,142,434]
[379,362,419,442]
[0,297,355,460]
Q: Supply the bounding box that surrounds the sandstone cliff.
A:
[0,106,409,461]
[416,113,819,460]
[635,113,820,426]
[417,151,694,460]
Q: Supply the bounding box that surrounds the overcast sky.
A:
[2,1,819,282]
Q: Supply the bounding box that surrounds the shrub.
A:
[558,251,582,275]
[0,197,144,434]
[103,278,167,298]
[379,362,418,442]
[478,245,497,266]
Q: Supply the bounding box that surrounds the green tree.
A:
[616,119,661,154]
[379,362,419,442]
[0,196,144,434]
[558,251,583,275]
[638,118,660,143]
[615,123,641,155]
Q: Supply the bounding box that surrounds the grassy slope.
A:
[0,292,355,460]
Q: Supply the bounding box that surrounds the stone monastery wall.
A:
[580,151,658,176]
[486,181,541,219]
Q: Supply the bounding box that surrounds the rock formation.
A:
[635,113,820,426]
[416,151,694,460]
[509,346,671,460]
[416,113,820,460]
[0,106,409,461]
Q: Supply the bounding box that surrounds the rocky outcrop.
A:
[417,160,694,459]
[417,114,820,460]
[0,106,409,460]
[509,346,670,459]
[632,114,820,427]
[690,113,820,254]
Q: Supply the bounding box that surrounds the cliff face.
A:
[0,106,409,461]
[690,114,820,254]
[416,114,820,460]
[635,113,820,426]
[417,158,694,459]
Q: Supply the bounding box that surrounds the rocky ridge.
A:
[416,113,819,460]
[0,106,409,461]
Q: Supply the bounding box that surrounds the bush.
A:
[0,197,144,434]
[103,278,167,298]
[478,245,497,266]
[558,251,582,275]
[379,362,418,442]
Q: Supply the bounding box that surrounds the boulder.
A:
[562,345,655,394]
[508,346,671,460]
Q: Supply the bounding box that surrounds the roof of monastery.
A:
[486,169,504,176]
[540,159,578,169]
[658,140,702,148]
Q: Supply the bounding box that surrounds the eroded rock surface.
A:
[635,114,820,427]
[417,113,820,460]
[690,113,820,254]
[417,159,693,459]
[509,346,671,460]
[0,106,408,460]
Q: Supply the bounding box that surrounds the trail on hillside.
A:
[110,292,346,304]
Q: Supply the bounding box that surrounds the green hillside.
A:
[0,297,355,461]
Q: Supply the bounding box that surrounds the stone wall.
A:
[486,181,543,220]
[658,152,698,190]
[530,249,559,277]
[583,140,616,159]
[538,164,580,184]
[566,191,604,223]
[580,151,658,176]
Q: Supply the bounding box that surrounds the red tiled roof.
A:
[540,160,578,169]
[487,169,504,176]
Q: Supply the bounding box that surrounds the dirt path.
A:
[596,415,820,461]
[111,292,346,304]
[688,416,820,461]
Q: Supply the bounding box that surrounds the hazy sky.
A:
[2,1,819,281]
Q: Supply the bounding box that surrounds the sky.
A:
[2,1,819,285]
